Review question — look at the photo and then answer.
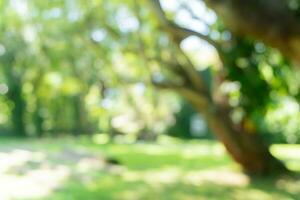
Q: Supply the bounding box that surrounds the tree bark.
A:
[207,108,286,175]
[184,92,287,175]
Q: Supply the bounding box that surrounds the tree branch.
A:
[180,3,210,27]
[152,78,211,108]
[148,0,215,94]
[148,0,220,50]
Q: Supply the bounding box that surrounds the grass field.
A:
[0,135,299,200]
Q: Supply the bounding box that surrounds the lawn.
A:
[0,135,299,200]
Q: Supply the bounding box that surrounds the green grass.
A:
[0,136,299,200]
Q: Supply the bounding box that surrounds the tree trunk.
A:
[207,107,287,175]
[183,92,287,175]
[34,100,44,137]
[8,84,26,137]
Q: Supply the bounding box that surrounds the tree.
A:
[146,0,290,175]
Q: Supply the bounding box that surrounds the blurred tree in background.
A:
[0,0,178,140]
[0,0,300,176]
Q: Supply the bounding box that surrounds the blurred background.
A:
[0,0,300,199]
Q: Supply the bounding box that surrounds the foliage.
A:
[0,0,180,139]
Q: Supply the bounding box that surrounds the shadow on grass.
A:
[42,141,300,200]
[44,173,300,200]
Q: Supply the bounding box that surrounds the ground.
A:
[0,135,299,200]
